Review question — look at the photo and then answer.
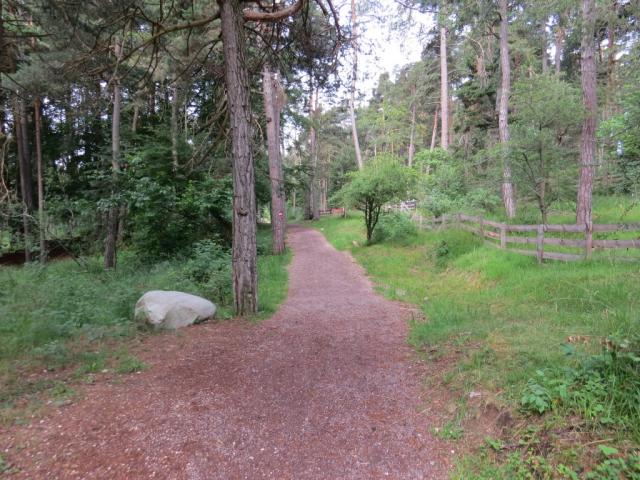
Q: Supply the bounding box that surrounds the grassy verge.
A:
[315,210,639,479]
[0,226,291,424]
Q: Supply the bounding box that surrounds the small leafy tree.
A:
[510,74,583,223]
[335,155,415,243]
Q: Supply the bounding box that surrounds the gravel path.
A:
[3,225,452,479]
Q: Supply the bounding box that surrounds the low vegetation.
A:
[0,227,291,425]
[315,202,640,478]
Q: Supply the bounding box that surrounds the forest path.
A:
[3,225,452,479]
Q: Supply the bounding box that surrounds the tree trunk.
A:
[171,76,180,170]
[408,92,416,166]
[34,96,46,263]
[349,0,363,170]
[104,37,122,270]
[430,106,438,151]
[220,0,258,315]
[554,13,566,76]
[498,0,516,218]
[576,0,597,224]
[541,24,549,73]
[262,63,286,255]
[439,23,449,151]
[17,98,34,210]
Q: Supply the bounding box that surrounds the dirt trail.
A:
[3,225,452,479]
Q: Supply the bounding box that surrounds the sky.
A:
[349,0,435,102]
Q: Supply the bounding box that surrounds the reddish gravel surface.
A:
[2,225,454,479]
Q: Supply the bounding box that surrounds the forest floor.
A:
[0,225,464,479]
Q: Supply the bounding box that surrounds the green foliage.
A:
[183,239,232,306]
[414,149,466,217]
[115,354,146,374]
[521,335,640,441]
[371,212,417,245]
[334,155,415,242]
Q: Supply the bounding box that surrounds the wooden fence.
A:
[411,212,640,263]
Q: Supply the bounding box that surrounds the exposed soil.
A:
[1,225,455,479]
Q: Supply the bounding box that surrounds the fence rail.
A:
[411,212,640,263]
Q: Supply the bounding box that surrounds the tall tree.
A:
[349,0,363,169]
[576,0,597,224]
[439,2,449,151]
[499,0,516,218]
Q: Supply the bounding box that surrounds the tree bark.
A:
[262,63,286,255]
[408,89,416,166]
[220,0,258,315]
[498,0,516,218]
[349,0,364,170]
[439,23,449,151]
[554,12,566,76]
[309,88,320,221]
[171,76,180,170]
[430,106,438,151]
[104,37,122,270]
[576,0,597,224]
[34,96,46,263]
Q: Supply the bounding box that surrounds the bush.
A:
[183,239,232,306]
[521,335,640,441]
[372,213,417,245]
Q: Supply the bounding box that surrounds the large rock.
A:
[134,290,216,330]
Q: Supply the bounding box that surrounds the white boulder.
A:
[134,290,216,330]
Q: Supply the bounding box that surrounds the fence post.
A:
[441,215,447,229]
[500,224,507,249]
[536,224,545,263]
[479,218,484,238]
[584,222,593,260]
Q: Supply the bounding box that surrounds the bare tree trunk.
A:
[14,97,32,262]
[408,90,416,166]
[439,23,449,151]
[430,106,438,151]
[554,13,566,76]
[349,0,363,170]
[104,37,122,269]
[262,63,286,255]
[576,0,597,224]
[171,76,180,170]
[34,96,46,263]
[541,24,549,73]
[220,0,258,315]
[499,0,516,218]
[309,88,320,221]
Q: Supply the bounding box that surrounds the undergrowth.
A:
[315,205,639,478]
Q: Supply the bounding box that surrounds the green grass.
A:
[0,228,291,421]
[314,206,639,477]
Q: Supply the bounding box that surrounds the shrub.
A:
[372,213,417,245]
[183,239,232,306]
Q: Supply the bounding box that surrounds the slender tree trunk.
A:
[554,13,565,76]
[408,90,416,166]
[541,24,549,73]
[220,0,258,315]
[171,77,180,170]
[104,38,122,269]
[34,96,46,263]
[309,88,320,221]
[439,22,449,151]
[576,0,597,224]
[499,0,516,218]
[430,106,438,151]
[262,63,286,254]
[349,0,363,170]
[17,98,34,210]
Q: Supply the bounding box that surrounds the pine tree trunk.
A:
[34,96,46,263]
[499,0,516,218]
[349,0,363,170]
[171,77,179,171]
[430,106,438,151]
[408,93,416,166]
[576,0,597,224]
[104,37,122,270]
[439,23,449,151]
[220,0,258,315]
[554,13,566,76]
[262,63,286,255]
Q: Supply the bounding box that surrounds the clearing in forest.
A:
[2,225,453,479]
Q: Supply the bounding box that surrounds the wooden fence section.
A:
[411,212,640,263]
